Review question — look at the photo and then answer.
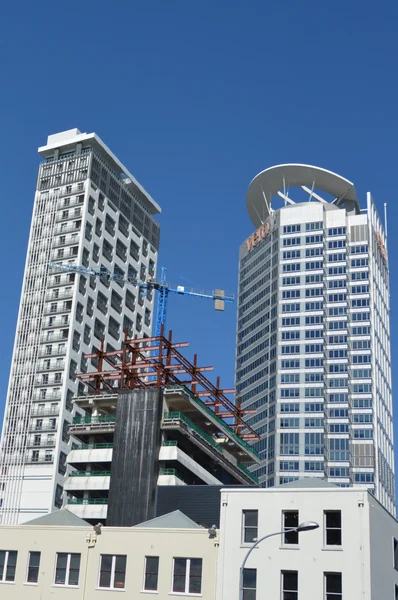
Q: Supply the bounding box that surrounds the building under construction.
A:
[65,328,260,525]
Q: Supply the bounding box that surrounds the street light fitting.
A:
[296,521,319,532]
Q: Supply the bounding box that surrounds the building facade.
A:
[0,509,218,598]
[62,330,259,524]
[0,129,161,524]
[217,481,398,600]
[235,164,395,514]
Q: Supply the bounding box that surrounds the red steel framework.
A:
[76,326,259,441]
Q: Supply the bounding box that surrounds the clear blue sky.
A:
[1,1,398,456]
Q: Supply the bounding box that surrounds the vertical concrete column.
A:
[107,389,163,526]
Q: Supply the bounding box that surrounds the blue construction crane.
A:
[48,263,235,336]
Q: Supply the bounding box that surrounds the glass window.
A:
[282,570,298,599]
[243,510,258,543]
[172,558,202,594]
[144,556,159,591]
[242,567,256,600]
[324,511,342,546]
[325,572,342,599]
[99,554,126,589]
[0,550,17,582]
[283,511,299,544]
[55,552,81,586]
[27,551,41,583]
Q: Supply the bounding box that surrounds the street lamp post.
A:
[239,521,319,600]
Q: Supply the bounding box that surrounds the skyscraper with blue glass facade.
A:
[235,164,395,515]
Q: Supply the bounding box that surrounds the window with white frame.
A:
[283,510,299,544]
[99,554,126,589]
[242,567,256,600]
[324,511,342,546]
[282,570,298,599]
[143,556,159,591]
[26,551,41,583]
[172,558,202,595]
[0,550,17,582]
[242,510,258,543]
[324,572,342,599]
[54,553,81,586]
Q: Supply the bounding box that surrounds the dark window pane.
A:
[243,568,257,588]
[68,553,80,586]
[244,511,258,527]
[326,573,342,593]
[189,559,202,594]
[0,551,5,578]
[100,555,112,588]
[6,551,17,582]
[284,511,299,544]
[173,559,187,592]
[114,555,126,589]
[243,589,256,600]
[144,556,159,591]
[326,529,342,545]
[55,553,67,584]
[284,571,298,590]
[27,551,41,583]
[326,511,341,528]
[244,510,258,543]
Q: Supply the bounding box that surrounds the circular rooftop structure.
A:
[246,163,359,228]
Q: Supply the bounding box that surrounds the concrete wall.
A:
[368,493,398,599]
[107,388,163,526]
[0,523,217,599]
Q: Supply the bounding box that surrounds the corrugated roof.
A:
[134,510,203,529]
[25,509,89,527]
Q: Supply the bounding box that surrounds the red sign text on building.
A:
[246,221,271,252]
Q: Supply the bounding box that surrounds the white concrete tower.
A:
[0,129,161,524]
[235,164,395,515]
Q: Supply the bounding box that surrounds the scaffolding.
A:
[76,326,259,442]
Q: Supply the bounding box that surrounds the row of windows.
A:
[242,509,341,546]
[0,551,202,594]
[242,567,342,599]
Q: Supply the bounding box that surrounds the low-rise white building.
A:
[217,479,398,600]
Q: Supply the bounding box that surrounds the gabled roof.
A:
[25,509,89,527]
[134,510,203,529]
[279,478,339,489]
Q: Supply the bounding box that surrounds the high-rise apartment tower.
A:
[0,129,161,524]
[235,164,395,515]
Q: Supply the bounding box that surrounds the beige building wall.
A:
[0,524,218,599]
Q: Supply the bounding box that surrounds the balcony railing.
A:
[42,317,70,328]
[45,290,73,301]
[37,361,65,372]
[166,385,259,459]
[72,415,116,425]
[56,208,82,222]
[29,424,57,433]
[162,412,222,455]
[25,457,54,464]
[67,498,108,505]
[32,392,61,402]
[69,470,111,477]
[27,439,56,448]
[34,377,63,386]
[71,442,113,450]
[54,223,81,236]
[30,407,59,417]
[159,468,185,483]
[38,347,67,358]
